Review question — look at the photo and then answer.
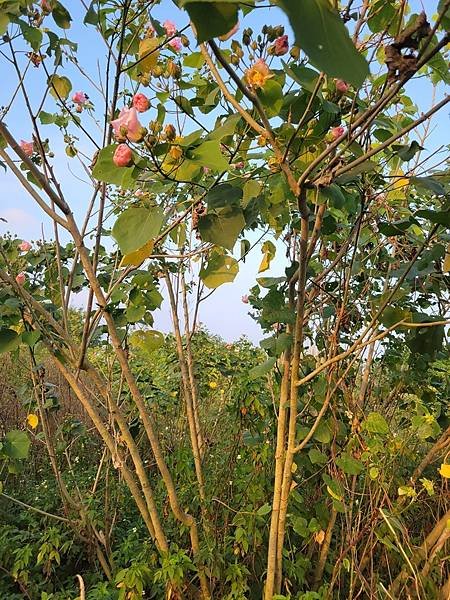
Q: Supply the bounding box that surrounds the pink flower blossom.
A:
[218,22,239,41]
[72,91,88,104]
[111,107,145,142]
[19,241,32,252]
[113,144,133,167]
[203,167,210,175]
[273,34,289,56]
[20,140,34,156]
[331,126,345,140]
[132,93,150,113]
[335,79,349,94]
[169,37,182,52]
[233,161,245,170]
[241,295,249,304]
[163,20,177,37]
[135,189,144,197]
[15,272,26,285]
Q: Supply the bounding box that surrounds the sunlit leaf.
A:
[119,240,155,267]
[112,207,164,255]
[138,38,160,72]
[48,74,72,100]
[199,253,239,288]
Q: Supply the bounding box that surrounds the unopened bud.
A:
[181,34,189,47]
[290,45,300,59]
[164,124,176,141]
[230,54,240,66]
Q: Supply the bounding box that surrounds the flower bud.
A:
[132,93,150,112]
[113,144,133,167]
[164,124,176,141]
[15,272,26,285]
[290,45,300,59]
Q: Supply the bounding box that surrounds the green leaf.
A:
[3,431,30,460]
[83,2,98,25]
[336,453,364,475]
[52,2,72,29]
[180,0,239,43]
[308,448,328,465]
[112,207,165,255]
[39,111,56,125]
[129,330,164,354]
[415,209,450,226]
[249,357,277,379]
[363,412,389,436]
[257,80,283,118]
[184,52,205,68]
[242,179,262,207]
[91,145,137,186]
[394,140,424,161]
[206,183,242,210]
[188,140,229,171]
[257,276,286,288]
[16,19,42,51]
[438,0,450,29]
[410,176,446,196]
[48,74,72,100]
[313,420,332,444]
[207,114,242,140]
[278,0,369,87]
[0,329,20,354]
[199,253,239,288]
[282,62,320,93]
[198,206,245,250]
[21,331,41,347]
[0,14,9,36]
[256,503,271,516]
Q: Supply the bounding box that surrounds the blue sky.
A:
[0,0,447,342]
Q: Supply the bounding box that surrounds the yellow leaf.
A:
[138,38,160,73]
[48,74,72,100]
[326,485,342,502]
[314,530,325,545]
[27,414,39,429]
[443,243,450,272]
[387,169,409,201]
[119,240,154,267]
[258,240,276,273]
[438,463,450,478]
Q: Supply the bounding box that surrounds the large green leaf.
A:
[129,330,165,354]
[199,253,239,288]
[0,329,20,354]
[180,0,239,43]
[198,205,245,250]
[249,357,277,379]
[52,2,72,29]
[363,412,389,435]
[48,74,72,100]
[257,80,284,118]
[278,0,369,87]
[336,453,364,475]
[206,183,242,210]
[188,140,229,171]
[112,207,165,255]
[3,430,30,459]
